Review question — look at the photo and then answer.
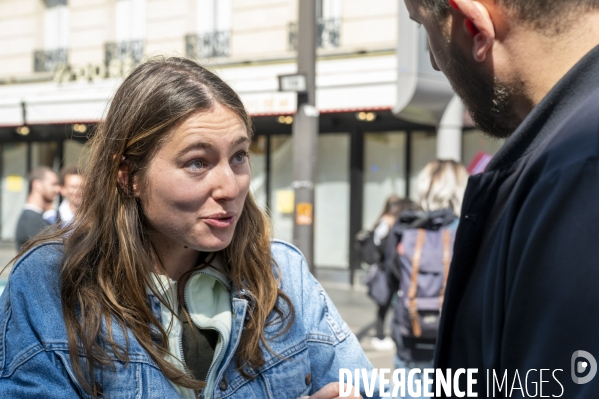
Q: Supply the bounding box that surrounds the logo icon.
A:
[572,350,597,384]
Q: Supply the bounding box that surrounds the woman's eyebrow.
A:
[176,136,250,158]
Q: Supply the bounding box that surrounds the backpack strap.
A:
[408,229,426,338]
[439,229,452,310]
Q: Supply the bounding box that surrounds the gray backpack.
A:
[396,221,458,339]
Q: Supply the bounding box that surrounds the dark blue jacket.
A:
[436,45,599,397]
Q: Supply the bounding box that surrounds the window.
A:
[44,0,69,51]
[105,0,146,67]
[115,0,146,43]
[186,0,231,59]
[289,0,341,50]
[34,0,69,72]
[318,0,341,48]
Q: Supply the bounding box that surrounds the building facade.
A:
[0,0,503,270]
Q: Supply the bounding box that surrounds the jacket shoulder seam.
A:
[9,241,63,277]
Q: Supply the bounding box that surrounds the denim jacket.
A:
[0,240,380,398]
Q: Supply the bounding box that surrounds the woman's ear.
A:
[117,160,139,196]
[450,0,496,62]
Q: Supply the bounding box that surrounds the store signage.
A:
[242,92,297,115]
[295,203,313,225]
[53,57,137,83]
[278,74,307,93]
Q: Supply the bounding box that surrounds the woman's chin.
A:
[193,236,233,253]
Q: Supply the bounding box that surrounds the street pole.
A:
[292,0,318,275]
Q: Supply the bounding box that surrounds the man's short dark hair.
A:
[28,166,54,194]
[425,0,599,32]
[60,164,81,186]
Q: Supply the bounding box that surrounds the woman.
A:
[367,196,418,351]
[386,159,468,399]
[0,58,376,399]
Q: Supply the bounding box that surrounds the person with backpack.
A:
[386,159,468,398]
[360,196,419,351]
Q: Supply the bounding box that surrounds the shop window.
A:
[186,0,231,59]
[269,135,294,244]
[1,144,28,240]
[268,133,350,268]
[249,135,267,211]
[63,140,89,169]
[362,132,407,228]
[409,130,437,202]
[314,133,349,268]
[34,0,69,72]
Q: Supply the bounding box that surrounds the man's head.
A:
[420,0,599,31]
[60,164,84,210]
[406,0,599,138]
[28,166,60,206]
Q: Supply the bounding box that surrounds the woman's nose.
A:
[211,164,240,201]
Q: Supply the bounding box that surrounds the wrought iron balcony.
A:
[288,18,341,51]
[104,40,145,67]
[33,48,68,72]
[185,31,231,59]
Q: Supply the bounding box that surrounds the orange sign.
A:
[296,203,313,225]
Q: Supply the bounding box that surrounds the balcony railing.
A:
[104,40,145,67]
[34,48,68,72]
[288,18,341,51]
[185,31,231,59]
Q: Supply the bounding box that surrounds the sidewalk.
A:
[0,243,395,369]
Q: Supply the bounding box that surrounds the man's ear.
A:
[31,179,42,194]
[450,0,495,62]
[117,160,139,196]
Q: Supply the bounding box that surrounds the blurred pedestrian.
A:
[387,159,467,398]
[14,166,60,250]
[407,0,599,395]
[53,164,84,227]
[364,195,418,351]
[0,58,378,399]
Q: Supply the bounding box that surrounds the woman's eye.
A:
[187,160,206,170]
[232,151,248,164]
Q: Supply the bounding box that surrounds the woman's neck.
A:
[151,235,201,281]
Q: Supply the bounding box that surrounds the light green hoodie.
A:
[149,256,232,399]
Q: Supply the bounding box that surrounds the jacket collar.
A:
[487,44,599,171]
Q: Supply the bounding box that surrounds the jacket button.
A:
[219,379,228,391]
[305,373,312,385]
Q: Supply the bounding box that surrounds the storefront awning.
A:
[0,53,398,126]
[0,99,23,127]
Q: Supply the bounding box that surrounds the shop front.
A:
[0,53,503,273]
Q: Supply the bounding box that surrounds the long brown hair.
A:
[18,57,294,396]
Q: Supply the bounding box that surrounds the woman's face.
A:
[138,104,251,253]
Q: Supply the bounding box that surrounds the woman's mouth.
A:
[203,214,236,228]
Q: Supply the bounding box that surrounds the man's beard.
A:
[445,43,523,139]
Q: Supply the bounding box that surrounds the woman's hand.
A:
[300,382,363,399]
